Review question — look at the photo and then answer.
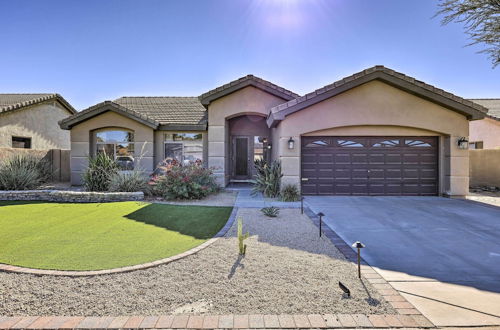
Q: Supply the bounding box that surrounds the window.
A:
[373,139,399,147]
[254,136,265,161]
[405,139,432,147]
[338,140,364,147]
[94,129,134,170]
[469,141,484,149]
[12,136,31,149]
[305,140,329,147]
[164,133,203,165]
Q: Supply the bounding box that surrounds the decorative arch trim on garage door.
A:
[301,136,438,196]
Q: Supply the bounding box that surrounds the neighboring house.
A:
[468,99,500,149]
[0,94,76,150]
[60,66,487,197]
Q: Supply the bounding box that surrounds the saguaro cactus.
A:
[237,217,249,255]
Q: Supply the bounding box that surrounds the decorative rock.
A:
[0,190,144,203]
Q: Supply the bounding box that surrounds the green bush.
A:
[152,163,219,200]
[252,159,282,198]
[261,206,280,217]
[0,154,51,190]
[280,184,301,202]
[82,153,119,192]
[109,171,150,193]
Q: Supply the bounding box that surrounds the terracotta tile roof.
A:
[0,93,76,114]
[59,97,207,130]
[114,97,206,126]
[268,66,488,127]
[469,99,500,120]
[199,74,299,105]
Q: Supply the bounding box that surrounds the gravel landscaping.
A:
[146,190,237,207]
[0,208,395,316]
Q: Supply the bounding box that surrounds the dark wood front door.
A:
[301,136,439,196]
[231,136,251,180]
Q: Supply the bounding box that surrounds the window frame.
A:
[163,132,204,165]
[93,128,135,170]
[11,136,32,149]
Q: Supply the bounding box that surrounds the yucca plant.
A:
[82,153,119,192]
[108,171,150,193]
[252,159,283,198]
[280,184,301,202]
[261,206,280,217]
[0,154,51,190]
[237,217,249,255]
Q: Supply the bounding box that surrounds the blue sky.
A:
[1,0,498,110]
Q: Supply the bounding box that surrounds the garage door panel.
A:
[302,136,438,196]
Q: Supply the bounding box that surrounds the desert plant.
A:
[153,162,219,200]
[0,154,51,190]
[109,171,150,193]
[261,206,279,217]
[237,217,249,255]
[82,153,119,192]
[280,184,301,202]
[252,159,283,198]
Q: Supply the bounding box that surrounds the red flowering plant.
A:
[150,158,219,200]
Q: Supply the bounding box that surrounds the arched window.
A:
[94,129,134,170]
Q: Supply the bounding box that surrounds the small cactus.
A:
[237,217,249,255]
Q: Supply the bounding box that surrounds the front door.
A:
[231,136,252,180]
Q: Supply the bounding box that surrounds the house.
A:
[468,99,500,149]
[0,94,76,150]
[59,66,488,197]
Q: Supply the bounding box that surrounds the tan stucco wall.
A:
[0,102,71,150]
[469,149,500,187]
[207,86,289,185]
[469,117,500,149]
[69,111,154,185]
[272,80,470,196]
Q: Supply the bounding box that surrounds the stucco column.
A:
[446,135,469,197]
[208,125,226,186]
[277,135,301,188]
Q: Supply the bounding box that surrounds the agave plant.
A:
[261,206,279,217]
[252,159,283,198]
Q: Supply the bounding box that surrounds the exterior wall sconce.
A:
[458,137,469,149]
[288,137,295,149]
[266,143,272,150]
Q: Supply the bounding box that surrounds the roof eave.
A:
[58,101,159,130]
[199,77,298,106]
[268,70,487,127]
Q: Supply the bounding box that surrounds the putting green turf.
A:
[0,201,232,271]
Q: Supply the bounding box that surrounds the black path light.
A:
[339,281,350,297]
[352,241,366,278]
[300,196,304,214]
[317,212,325,237]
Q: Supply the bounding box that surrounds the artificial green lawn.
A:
[0,201,232,271]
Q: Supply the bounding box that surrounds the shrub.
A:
[109,171,150,193]
[280,184,301,202]
[252,159,282,198]
[0,154,51,190]
[261,206,280,217]
[82,153,119,192]
[153,163,219,200]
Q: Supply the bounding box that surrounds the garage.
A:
[301,136,438,196]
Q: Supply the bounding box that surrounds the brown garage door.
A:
[301,136,438,196]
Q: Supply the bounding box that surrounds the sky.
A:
[0,0,498,110]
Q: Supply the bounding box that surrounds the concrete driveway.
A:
[306,196,500,327]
